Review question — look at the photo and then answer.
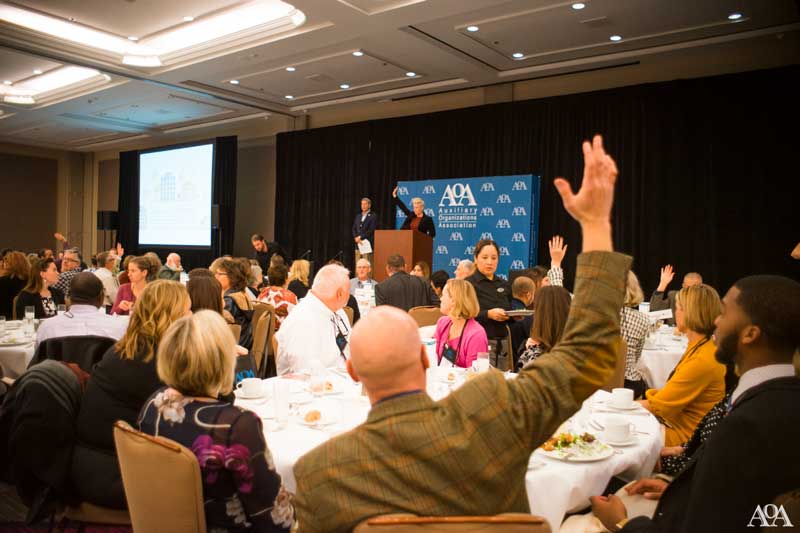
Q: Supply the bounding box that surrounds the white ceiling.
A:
[0,0,797,151]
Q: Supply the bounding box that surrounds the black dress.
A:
[466,270,512,339]
[0,276,26,319]
[394,196,436,237]
[287,280,308,300]
[14,288,65,319]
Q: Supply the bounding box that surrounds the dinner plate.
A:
[539,443,614,462]
[0,338,33,347]
[298,409,337,427]
[596,401,641,411]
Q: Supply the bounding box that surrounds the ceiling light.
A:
[229,79,240,84]
[352,51,364,57]
[13,66,101,93]
[405,72,416,77]
[466,25,479,32]
[609,35,622,41]
[4,95,35,104]
[728,12,743,21]
[127,36,138,41]
[33,69,43,75]
[512,52,524,59]
[122,55,161,67]
[572,3,586,9]
[340,84,350,89]
[183,16,194,22]
[285,95,294,99]
[3,80,11,85]
[285,66,296,72]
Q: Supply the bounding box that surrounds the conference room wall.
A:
[233,141,277,257]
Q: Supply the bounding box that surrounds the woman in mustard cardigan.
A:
[638,284,725,446]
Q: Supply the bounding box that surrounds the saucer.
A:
[603,435,638,447]
[234,388,266,400]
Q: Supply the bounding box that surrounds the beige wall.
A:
[0,152,58,252]
[234,140,277,256]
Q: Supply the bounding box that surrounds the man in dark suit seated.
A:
[592,274,800,532]
[374,254,438,311]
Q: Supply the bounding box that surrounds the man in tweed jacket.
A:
[293,135,629,532]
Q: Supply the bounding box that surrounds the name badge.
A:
[497,288,505,293]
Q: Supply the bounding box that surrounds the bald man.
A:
[157,253,182,281]
[293,135,631,532]
[649,265,703,325]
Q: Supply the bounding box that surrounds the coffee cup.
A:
[610,388,634,409]
[236,378,262,397]
[603,415,635,443]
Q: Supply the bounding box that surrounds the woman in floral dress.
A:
[138,310,293,532]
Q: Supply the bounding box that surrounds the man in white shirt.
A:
[36,273,129,347]
[93,251,119,309]
[275,264,351,375]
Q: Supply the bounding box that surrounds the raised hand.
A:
[554,135,617,252]
[116,242,124,257]
[392,186,398,198]
[548,235,567,268]
[54,232,66,242]
[657,264,674,292]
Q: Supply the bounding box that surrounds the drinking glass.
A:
[24,306,35,320]
[57,304,66,315]
[0,316,6,336]
[273,380,290,428]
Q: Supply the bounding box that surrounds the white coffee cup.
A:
[603,415,635,443]
[236,377,262,397]
[610,387,634,409]
[473,358,490,372]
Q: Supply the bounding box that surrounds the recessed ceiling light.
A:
[183,16,194,22]
[609,35,622,41]
[405,72,416,77]
[127,36,138,41]
[285,66,296,72]
[285,95,294,99]
[4,95,35,105]
[352,51,364,57]
[572,3,586,9]
[68,17,75,22]
[512,52,524,59]
[33,69,43,75]
[3,80,12,85]
[229,79,240,84]
[466,25,479,32]
[340,84,350,89]
[728,12,743,21]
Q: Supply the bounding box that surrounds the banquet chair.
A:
[59,501,130,531]
[251,305,275,377]
[252,301,272,329]
[29,335,116,374]
[113,420,206,533]
[229,323,242,343]
[11,294,19,319]
[354,514,551,532]
[344,306,355,326]
[409,306,443,328]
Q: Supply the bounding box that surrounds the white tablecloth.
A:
[235,371,663,530]
[0,321,35,378]
[637,327,687,389]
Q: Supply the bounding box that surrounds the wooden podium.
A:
[373,230,433,282]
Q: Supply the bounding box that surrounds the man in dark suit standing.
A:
[352,197,377,268]
[374,254,438,311]
[592,274,800,533]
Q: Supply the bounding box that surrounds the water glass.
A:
[0,316,5,336]
[273,380,290,427]
[57,304,66,315]
[24,306,35,320]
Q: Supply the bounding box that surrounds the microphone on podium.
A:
[330,250,344,263]
[299,249,312,260]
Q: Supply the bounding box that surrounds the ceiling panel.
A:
[0,49,61,85]
[90,93,232,127]
[5,119,134,145]
[334,0,426,16]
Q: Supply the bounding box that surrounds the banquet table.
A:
[235,369,663,530]
[0,321,36,378]
[637,326,688,389]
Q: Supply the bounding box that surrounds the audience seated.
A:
[117,255,131,285]
[0,251,30,319]
[429,269,449,297]
[157,252,182,281]
[467,240,511,339]
[35,273,128,346]
[410,260,431,280]
[516,285,572,370]
[349,258,374,295]
[275,264,351,375]
[71,280,190,509]
[51,248,82,298]
[649,265,702,326]
[287,259,310,300]
[187,275,224,314]
[138,310,294,532]
[15,257,63,319]
[112,255,155,316]
[639,284,725,445]
[375,254,438,311]
[453,258,474,279]
[293,134,625,532]
[93,251,119,309]
[216,258,255,350]
[258,264,297,330]
[620,271,651,398]
[248,261,264,299]
[591,275,800,532]
[434,279,488,369]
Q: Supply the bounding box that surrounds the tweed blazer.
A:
[293,251,631,533]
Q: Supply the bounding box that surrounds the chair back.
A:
[113,421,206,533]
[409,306,443,328]
[229,323,242,343]
[252,302,272,328]
[251,305,275,376]
[29,335,116,373]
[343,306,355,326]
[354,514,550,532]
[12,294,19,319]
[601,338,627,392]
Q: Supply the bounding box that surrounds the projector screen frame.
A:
[137,138,217,251]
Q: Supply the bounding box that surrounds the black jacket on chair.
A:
[623,376,800,533]
[14,288,65,320]
[29,335,116,374]
[394,196,436,237]
[375,271,438,312]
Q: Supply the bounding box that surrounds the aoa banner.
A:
[395,174,541,279]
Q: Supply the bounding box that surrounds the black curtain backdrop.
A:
[276,65,800,294]
[118,136,238,270]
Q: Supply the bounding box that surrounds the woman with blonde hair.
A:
[0,250,30,319]
[639,283,725,445]
[112,255,154,315]
[434,279,488,368]
[392,186,436,237]
[138,311,294,531]
[72,280,191,509]
[287,258,310,299]
[620,270,651,398]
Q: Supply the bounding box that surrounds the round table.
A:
[235,370,663,530]
[637,328,687,389]
[0,321,36,378]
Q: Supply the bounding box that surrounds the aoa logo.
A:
[497,274,508,281]
[499,246,510,256]
[449,258,461,267]
[510,260,525,270]
[496,194,512,204]
[464,246,476,255]
[512,180,527,191]
[748,504,794,528]
[479,232,494,240]
[450,232,464,241]
[436,245,449,255]
[496,219,511,229]
[480,182,495,192]
[439,183,478,207]
[424,208,435,217]
[511,232,526,242]
[422,185,436,194]
[480,207,495,216]
[512,206,527,216]
[396,208,405,218]
[397,186,409,195]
